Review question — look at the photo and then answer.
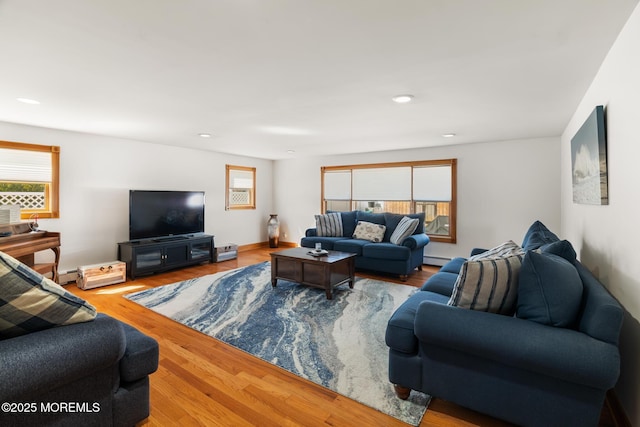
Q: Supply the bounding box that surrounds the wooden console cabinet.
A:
[118,234,214,279]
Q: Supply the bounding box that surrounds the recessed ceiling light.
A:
[287,150,295,154]
[17,98,41,105]
[441,133,456,138]
[392,95,414,104]
[198,133,212,138]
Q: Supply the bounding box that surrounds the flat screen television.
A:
[129,190,205,241]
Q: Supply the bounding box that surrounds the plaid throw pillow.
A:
[0,251,97,339]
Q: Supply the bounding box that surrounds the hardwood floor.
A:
[66,247,614,426]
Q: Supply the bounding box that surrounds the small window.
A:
[0,140,60,219]
[226,165,256,210]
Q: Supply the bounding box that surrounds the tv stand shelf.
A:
[118,234,214,279]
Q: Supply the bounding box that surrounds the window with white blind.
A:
[225,165,256,210]
[322,159,456,243]
[0,140,60,219]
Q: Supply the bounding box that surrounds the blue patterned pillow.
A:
[0,251,96,339]
[352,221,386,243]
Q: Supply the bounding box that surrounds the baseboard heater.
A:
[423,255,451,267]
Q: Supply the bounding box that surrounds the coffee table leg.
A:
[349,258,355,289]
[325,288,332,300]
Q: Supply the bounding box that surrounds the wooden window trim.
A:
[321,159,457,243]
[225,164,256,210]
[0,140,60,219]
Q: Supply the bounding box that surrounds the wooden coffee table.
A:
[270,247,356,300]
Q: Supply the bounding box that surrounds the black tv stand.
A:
[118,234,214,279]
[153,235,189,242]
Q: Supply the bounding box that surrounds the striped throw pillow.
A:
[390,216,420,245]
[448,253,524,315]
[0,251,97,339]
[315,212,344,237]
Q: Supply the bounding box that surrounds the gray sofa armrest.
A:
[119,322,159,382]
[401,233,430,250]
[414,301,620,390]
[0,314,126,401]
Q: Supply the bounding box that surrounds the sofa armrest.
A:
[305,228,318,237]
[402,233,430,250]
[0,314,126,401]
[414,302,619,390]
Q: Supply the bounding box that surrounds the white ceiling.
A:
[0,0,637,160]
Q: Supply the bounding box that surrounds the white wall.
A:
[0,121,274,272]
[274,136,561,260]
[560,3,640,424]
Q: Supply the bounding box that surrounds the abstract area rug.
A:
[124,262,429,425]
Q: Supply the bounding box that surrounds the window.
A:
[226,165,256,210]
[322,159,456,243]
[0,140,60,219]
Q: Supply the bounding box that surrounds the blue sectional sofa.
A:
[385,221,623,427]
[301,211,430,280]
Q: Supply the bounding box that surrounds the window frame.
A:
[0,140,60,219]
[321,159,457,243]
[225,164,256,210]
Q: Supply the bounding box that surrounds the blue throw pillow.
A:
[521,220,560,251]
[517,251,583,327]
[328,210,357,238]
[540,240,577,264]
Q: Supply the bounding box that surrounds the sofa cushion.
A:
[333,239,369,256]
[390,216,420,245]
[300,236,344,250]
[540,240,577,264]
[517,251,583,327]
[315,212,343,237]
[521,220,560,251]
[0,251,97,339]
[440,257,466,274]
[328,210,357,237]
[356,210,385,225]
[448,253,523,315]
[421,271,458,297]
[362,242,410,261]
[352,221,386,243]
[385,291,450,354]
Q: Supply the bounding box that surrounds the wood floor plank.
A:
[66,247,613,427]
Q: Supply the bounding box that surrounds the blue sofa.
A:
[301,211,430,280]
[385,221,623,427]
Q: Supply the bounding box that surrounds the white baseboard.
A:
[423,256,451,267]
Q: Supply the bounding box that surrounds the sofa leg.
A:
[418,264,423,271]
[400,275,408,281]
[394,384,411,400]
